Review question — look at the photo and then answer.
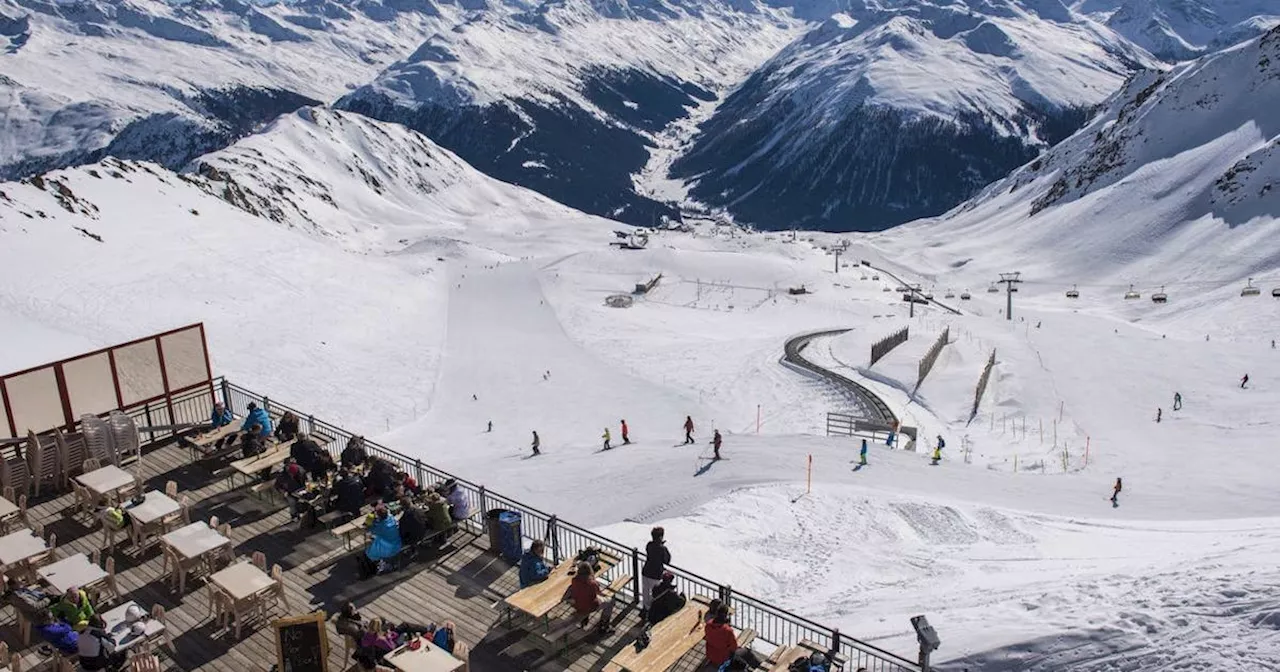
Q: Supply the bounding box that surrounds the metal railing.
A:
[784,331,898,426]
[186,378,922,671]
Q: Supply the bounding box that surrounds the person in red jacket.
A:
[621,419,631,445]
[704,603,738,666]
[564,561,615,634]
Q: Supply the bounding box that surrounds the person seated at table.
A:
[519,539,551,588]
[705,603,754,668]
[241,402,273,438]
[395,471,421,496]
[101,501,132,532]
[52,587,95,630]
[35,608,79,655]
[209,401,233,429]
[564,561,614,635]
[423,491,453,547]
[357,617,398,658]
[441,479,471,522]
[364,460,397,500]
[341,436,368,469]
[431,620,456,654]
[274,411,300,443]
[359,504,402,578]
[240,426,267,460]
[335,602,364,641]
[291,434,331,479]
[397,496,429,554]
[720,647,767,671]
[647,571,686,626]
[333,469,365,519]
[77,614,127,672]
[274,458,308,519]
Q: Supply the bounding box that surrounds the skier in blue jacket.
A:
[241,402,273,438]
[209,401,233,428]
[519,540,551,588]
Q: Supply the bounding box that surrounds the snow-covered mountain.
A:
[0,0,460,179]
[1078,0,1280,62]
[670,0,1159,231]
[873,24,1280,325]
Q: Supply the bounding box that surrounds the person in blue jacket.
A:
[210,401,233,428]
[431,620,456,653]
[241,402,273,438]
[35,608,79,655]
[519,539,551,588]
[362,504,402,577]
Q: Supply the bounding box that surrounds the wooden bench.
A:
[538,573,632,653]
[602,594,724,672]
[505,552,623,627]
[765,639,846,672]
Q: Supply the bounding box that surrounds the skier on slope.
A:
[712,430,723,459]
[859,439,868,466]
[602,427,612,451]
[1173,392,1182,411]
[1241,374,1250,389]
[531,431,541,456]
[930,435,945,465]
[1111,477,1122,506]
[621,419,630,445]
[1156,408,1162,423]
[487,420,493,433]
[683,416,695,445]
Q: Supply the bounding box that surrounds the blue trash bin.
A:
[497,511,522,563]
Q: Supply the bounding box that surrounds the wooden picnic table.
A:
[603,595,717,672]
[383,638,465,672]
[77,465,136,501]
[99,600,166,654]
[766,640,843,672]
[38,553,107,594]
[505,552,622,622]
[0,528,48,569]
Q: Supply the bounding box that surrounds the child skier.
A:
[531,431,541,456]
[602,427,611,451]
[712,430,722,459]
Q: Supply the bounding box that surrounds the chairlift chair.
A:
[871,274,880,280]
[924,290,935,300]
[960,290,971,300]
[882,286,891,292]
[1241,278,1261,297]
[987,284,999,293]
[1151,286,1168,304]
[1124,284,1140,300]
[1065,284,1079,299]
[1272,287,1280,298]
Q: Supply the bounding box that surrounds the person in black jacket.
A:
[647,571,685,626]
[398,496,429,553]
[240,427,266,460]
[640,526,670,615]
[275,411,300,443]
[333,469,365,518]
[341,436,369,469]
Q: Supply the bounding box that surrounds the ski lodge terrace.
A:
[0,324,923,672]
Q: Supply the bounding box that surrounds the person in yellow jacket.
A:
[602,427,612,451]
[51,587,94,630]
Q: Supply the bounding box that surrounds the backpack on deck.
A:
[788,652,831,672]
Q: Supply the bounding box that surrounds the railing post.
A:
[307,414,316,435]
[263,396,271,415]
[143,403,156,444]
[220,379,231,412]
[631,548,641,604]
[831,628,841,655]
[547,515,560,564]
[478,486,489,536]
[414,459,425,494]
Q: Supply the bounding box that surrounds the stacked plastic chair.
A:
[81,414,114,465]
[107,411,140,463]
[24,430,60,497]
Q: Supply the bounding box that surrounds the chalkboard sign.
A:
[274,611,329,672]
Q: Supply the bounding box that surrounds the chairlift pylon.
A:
[1242,277,1261,297]
[1124,284,1140,300]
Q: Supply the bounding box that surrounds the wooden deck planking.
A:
[1,439,723,672]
